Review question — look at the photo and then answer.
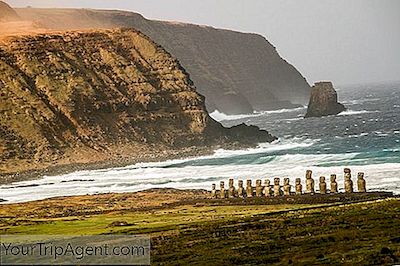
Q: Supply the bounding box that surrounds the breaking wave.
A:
[210,107,306,121]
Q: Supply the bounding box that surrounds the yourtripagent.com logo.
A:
[0,235,150,265]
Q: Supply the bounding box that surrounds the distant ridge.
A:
[0,1,19,21]
[14,6,311,114]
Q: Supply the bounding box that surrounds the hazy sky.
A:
[7,0,400,85]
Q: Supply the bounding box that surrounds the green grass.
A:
[1,198,399,265]
[1,204,311,235]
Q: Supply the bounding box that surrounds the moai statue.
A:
[305,170,315,194]
[295,178,302,195]
[228,178,236,198]
[263,179,272,197]
[246,179,253,198]
[237,180,245,198]
[283,178,291,196]
[274,178,282,197]
[319,176,327,194]
[220,181,226,199]
[357,172,366,192]
[255,179,263,197]
[330,174,338,193]
[210,184,217,198]
[344,168,353,193]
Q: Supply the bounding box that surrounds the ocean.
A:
[1,83,399,203]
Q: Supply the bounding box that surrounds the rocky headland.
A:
[12,4,311,114]
[305,81,346,118]
[0,28,275,182]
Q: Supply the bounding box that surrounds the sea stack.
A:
[305,81,346,118]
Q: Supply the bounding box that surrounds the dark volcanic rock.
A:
[305,82,346,118]
[223,123,276,144]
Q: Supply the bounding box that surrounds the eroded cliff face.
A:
[0,28,275,175]
[305,82,346,118]
[14,7,311,114]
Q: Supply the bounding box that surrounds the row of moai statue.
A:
[210,168,366,198]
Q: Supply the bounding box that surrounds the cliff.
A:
[14,7,311,114]
[0,1,19,22]
[0,28,275,177]
[305,82,346,118]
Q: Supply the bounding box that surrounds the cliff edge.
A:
[0,28,275,177]
[305,81,346,118]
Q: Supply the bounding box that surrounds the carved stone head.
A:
[284,178,289,185]
[320,176,325,182]
[295,178,301,185]
[274,177,280,186]
[306,170,312,179]
[247,179,252,187]
[238,180,243,187]
[330,174,336,182]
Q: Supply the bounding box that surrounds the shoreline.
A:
[0,147,213,185]
[0,142,261,185]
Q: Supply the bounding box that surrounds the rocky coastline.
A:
[0,28,275,184]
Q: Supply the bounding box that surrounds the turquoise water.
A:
[1,82,400,203]
[216,83,400,167]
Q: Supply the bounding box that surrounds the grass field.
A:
[1,189,399,265]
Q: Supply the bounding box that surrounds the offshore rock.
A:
[305,81,346,118]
